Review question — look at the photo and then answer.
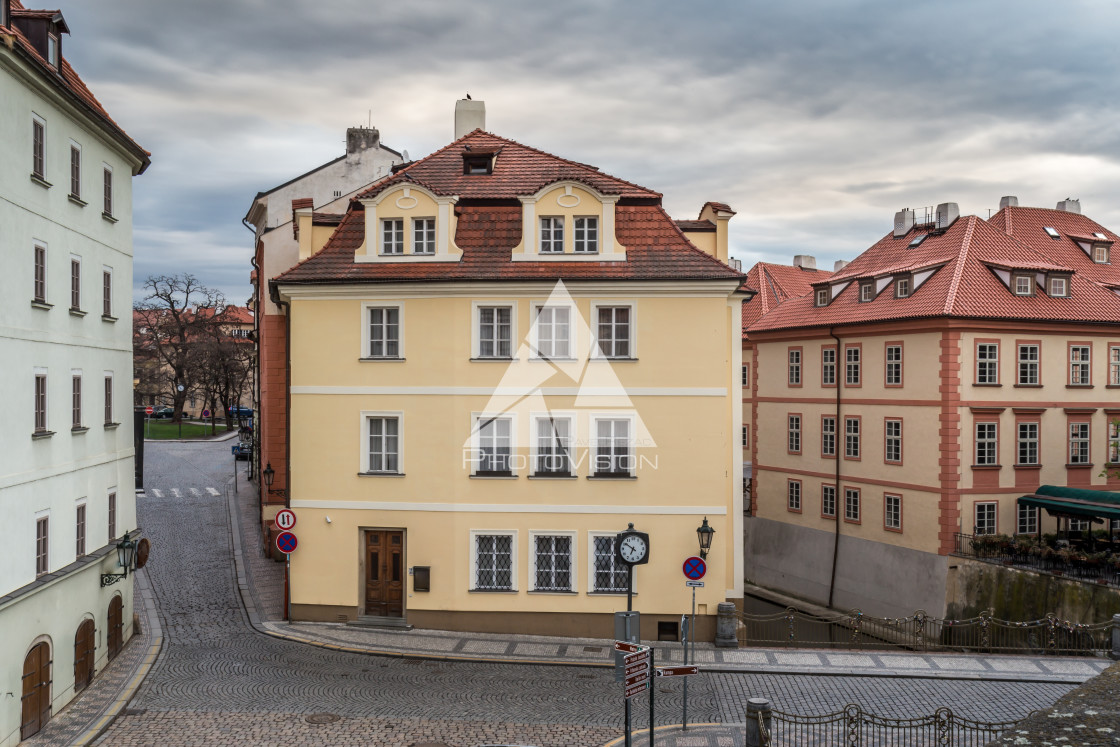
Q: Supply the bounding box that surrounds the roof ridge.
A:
[943,216,977,315]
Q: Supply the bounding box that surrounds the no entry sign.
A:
[145,406,154,415]
[276,531,298,554]
[683,556,706,580]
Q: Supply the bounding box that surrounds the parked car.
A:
[232,442,250,460]
[152,406,175,419]
[228,406,253,419]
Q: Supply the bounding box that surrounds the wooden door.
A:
[364,530,404,617]
[74,619,95,693]
[108,595,123,660]
[21,642,51,740]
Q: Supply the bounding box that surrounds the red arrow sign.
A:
[614,640,643,653]
[656,666,699,677]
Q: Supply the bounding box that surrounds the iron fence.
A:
[758,703,1022,746]
[953,532,1120,587]
[736,605,1112,655]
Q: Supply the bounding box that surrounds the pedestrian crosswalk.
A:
[141,486,223,499]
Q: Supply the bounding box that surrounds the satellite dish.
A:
[402,150,410,161]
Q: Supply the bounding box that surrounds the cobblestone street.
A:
[94,439,1076,746]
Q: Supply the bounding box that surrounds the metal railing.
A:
[749,701,1023,746]
[736,605,1113,655]
[954,532,1120,587]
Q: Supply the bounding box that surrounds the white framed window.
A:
[844,488,860,522]
[976,343,999,384]
[574,217,598,253]
[885,494,902,531]
[540,217,564,253]
[821,416,836,457]
[821,347,836,386]
[363,304,402,359]
[1049,276,1069,297]
[895,277,910,298]
[821,485,836,518]
[590,533,629,593]
[1013,275,1033,295]
[885,345,902,386]
[36,514,49,577]
[530,532,575,592]
[47,32,59,67]
[474,416,514,476]
[71,371,82,428]
[33,244,46,302]
[474,303,514,359]
[32,116,46,180]
[103,373,113,424]
[69,142,82,199]
[471,531,516,591]
[412,218,435,254]
[975,422,998,465]
[380,218,404,254]
[787,480,801,511]
[1093,244,1110,263]
[787,349,802,385]
[844,417,860,458]
[1018,344,1039,385]
[1017,422,1039,466]
[1069,345,1090,385]
[845,346,860,386]
[533,305,571,359]
[364,414,401,473]
[859,283,874,302]
[1109,421,1120,464]
[974,502,997,535]
[534,415,573,476]
[34,370,48,433]
[1017,503,1038,535]
[76,502,86,557]
[108,492,117,540]
[787,415,801,453]
[103,165,113,216]
[885,419,902,463]
[816,288,829,306]
[102,267,113,317]
[1069,422,1090,465]
[1110,345,1120,386]
[593,304,633,359]
[70,254,81,310]
[593,416,633,477]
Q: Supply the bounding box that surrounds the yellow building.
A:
[270,118,747,639]
[745,199,1120,618]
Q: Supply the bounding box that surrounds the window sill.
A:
[469,588,518,593]
[529,474,577,480]
[590,357,638,362]
[104,422,120,429]
[529,357,578,363]
[470,474,517,480]
[71,426,89,434]
[587,474,637,481]
[528,589,577,595]
[68,194,87,207]
[31,300,53,310]
[69,308,86,317]
[973,383,1002,387]
[102,314,118,323]
[102,212,118,224]
[1065,463,1094,469]
[1013,383,1042,388]
[1066,384,1094,389]
[358,357,405,362]
[1013,464,1041,470]
[31,430,55,440]
[1106,385,1120,389]
[470,357,518,363]
[971,464,1002,470]
[30,174,52,189]
[358,471,405,477]
[589,590,635,596]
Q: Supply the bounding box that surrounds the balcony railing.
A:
[953,532,1120,588]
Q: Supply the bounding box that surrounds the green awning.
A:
[1018,485,1120,521]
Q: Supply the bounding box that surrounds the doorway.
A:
[74,619,95,693]
[108,595,123,660]
[21,641,51,740]
[364,530,404,618]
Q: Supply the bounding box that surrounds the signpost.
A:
[681,556,706,730]
[144,406,153,438]
[275,509,297,531]
[276,530,297,624]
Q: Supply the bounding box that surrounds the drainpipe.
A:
[828,327,842,608]
[269,280,292,511]
[244,219,263,522]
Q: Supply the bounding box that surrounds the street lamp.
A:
[101,534,137,587]
[696,517,715,559]
[263,462,274,490]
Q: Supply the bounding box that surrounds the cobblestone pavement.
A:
[93,439,1079,747]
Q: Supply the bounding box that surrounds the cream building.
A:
[0,2,148,743]
[745,199,1120,618]
[270,114,747,640]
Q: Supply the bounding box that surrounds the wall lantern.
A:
[696,517,715,560]
[101,533,137,587]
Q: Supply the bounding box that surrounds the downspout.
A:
[244,219,262,522]
[269,279,292,511]
[827,327,842,608]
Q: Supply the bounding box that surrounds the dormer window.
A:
[815,288,829,307]
[1048,275,1070,297]
[412,218,435,254]
[47,33,59,68]
[1093,243,1110,263]
[381,219,404,254]
[1043,227,1060,239]
[895,276,911,298]
[859,282,874,302]
[1013,274,1034,296]
[461,146,498,175]
[540,217,563,253]
[574,217,598,253]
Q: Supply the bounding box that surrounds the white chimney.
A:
[935,202,960,230]
[999,195,1018,209]
[1056,198,1081,214]
[833,260,849,272]
[893,209,915,237]
[793,255,817,269]
[454,99,486,140]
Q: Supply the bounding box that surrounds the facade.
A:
[270,112,747,639]
[0,2,148,743]
[744,199,1120,618]
[245,125,404,534]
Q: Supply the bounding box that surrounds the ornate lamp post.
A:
[696,517,715,559]
[101,534,137,587]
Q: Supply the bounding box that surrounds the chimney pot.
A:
[935,202,960,230]
[793,255,817,269]
[455,99,486,140]
[999,195,1019,209]
[1056,198,1081,214]
[893,209,915,238]
[833,260,849,272]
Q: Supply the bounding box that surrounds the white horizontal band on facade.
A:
[291,386,728,397]
[289,500,727,515]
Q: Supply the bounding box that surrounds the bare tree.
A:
[194,308,254,431]
[133,274,224,422]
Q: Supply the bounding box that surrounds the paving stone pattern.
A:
[94,440,1081,746]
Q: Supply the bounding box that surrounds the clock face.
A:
[619,535,647,563]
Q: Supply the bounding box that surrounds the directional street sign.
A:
[624,650,651,666]
[276,531,298,554]
[624,660,649,675]
[683,556,707,580]
[614,640,644,654]
[685,580,705,588]
[656,666,699,677]
[275,509,297,531]
[624,681,649,699]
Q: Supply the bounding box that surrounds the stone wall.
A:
[946,557,1120,623]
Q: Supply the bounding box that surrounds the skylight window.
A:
[1044,227,1060,239]
[908,234,928,248]
[1094,232,1107,240]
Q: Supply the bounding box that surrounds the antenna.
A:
[368,109,371,129]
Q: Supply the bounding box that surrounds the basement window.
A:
[1043,227,1060,239]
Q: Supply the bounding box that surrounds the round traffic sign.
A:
[683,556,706,580]
[275,509,297,531]
[145,406,154,415]
[202,409,211,418]
[276,531,298,554]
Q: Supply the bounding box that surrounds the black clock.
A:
[615,524,650,566]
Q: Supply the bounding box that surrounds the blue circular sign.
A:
[683,556,706,580]
[276,531,298,554]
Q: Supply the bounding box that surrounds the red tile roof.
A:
[990,205,1120,287]
[675,219,716,232]
[275,132,744,286]
[741,262,833,334]
[3,1,148,172]
[749,212,1120,333]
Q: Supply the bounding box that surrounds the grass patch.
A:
[142,420,235,440]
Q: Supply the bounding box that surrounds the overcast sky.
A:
[58,0,1120,306]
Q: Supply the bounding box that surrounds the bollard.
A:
[744,697,772,747]
[1112,614,1120,661]
[715,602,738,648]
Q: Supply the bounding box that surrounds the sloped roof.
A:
[990,205,1120,287]
[750,214,1120,333]
[741,262,832,334]
[3,1,149,172]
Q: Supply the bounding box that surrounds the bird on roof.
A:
[466,92,472,100]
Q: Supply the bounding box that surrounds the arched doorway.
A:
[21,641,52,740]
[107,595,123,660]
[74,619,95,693]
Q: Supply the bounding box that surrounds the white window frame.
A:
[591,413,635,477]
[816,288,829,307]
[1049,276,1069,297]
[472,301,517,360]
[532,413,575,476]
[844,417,860,458]
[859,283,874,302]
[75,500,87,558]
[529,530,577,592]
[70,253,82,310]
[379,218,404,255]
[539,216,564,253]
[103,371,114,425]
[1069,422,1090,465]
[1070,345,1091,385]
[895,277,910,298]
[361,411,403,474]
[589,532,630,593]
[1017,422,1039,466]
[1017,503,1038,535]
[844,488,860,522]
[885,419,902,463]
[102,164,114,217]
[69,141,82,200]
[71,369,82,428]
[591,301,635,359]
[975,422,998,466]
[469,530,518,591]
[1110,345,1120,386]
[1109,420,1120,464]
[361,302,404,359]
[976,343,999,384]
[47,32,59,68]
[845,346,860,385]
[788,349,802,385]
[573,216,599,254]
[821,347,836,386]
[102,266,113,317]
[974,502,997,536]
[1093,244,1110,264]
[821,485,836,518]
[470,413,517,476]
[32,114,46,180]
[34,368,48,433]
[885,494,902,531]
[412,217,436,254]
[1018,344,1039,385]
[821,416,836,457]
[531,304,573,360]
[1013,275,1033,295]
[787,480,801,511]
[885,345,903,386]
[787,415,801,453]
